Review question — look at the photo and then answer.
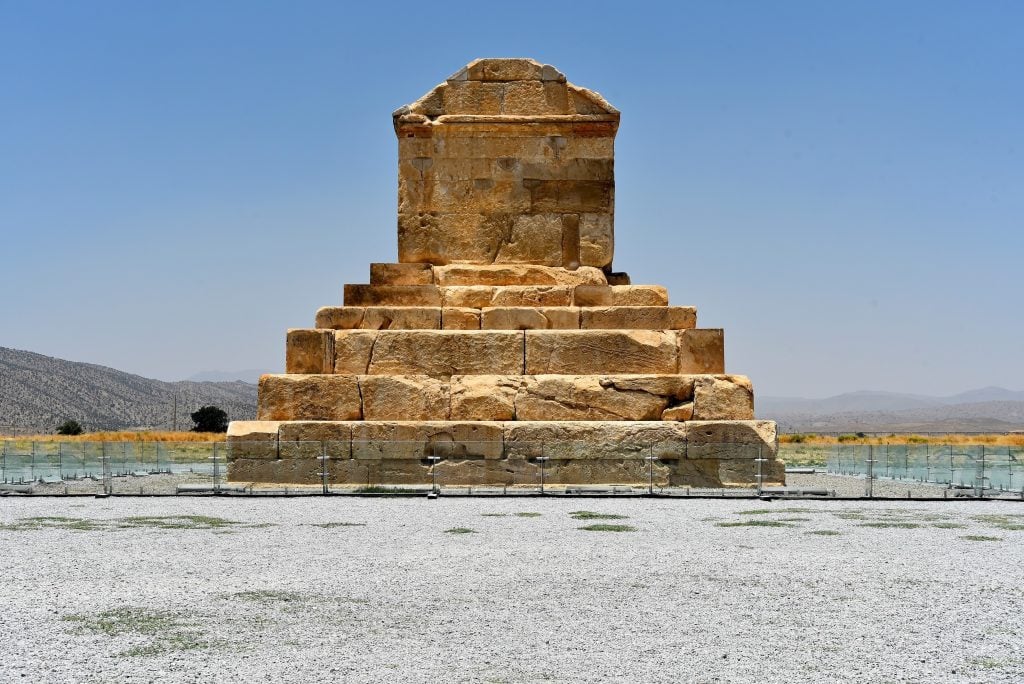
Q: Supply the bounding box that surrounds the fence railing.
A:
[2,440,1021,497]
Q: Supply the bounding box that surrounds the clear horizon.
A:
[2,2,1021,397]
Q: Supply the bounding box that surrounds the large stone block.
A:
[573,285,669,306]
[514,375,690,421]
[525,330,678,374]
[344,284,442,307]
[351,421,504,460]
[441,307,480,330]
[718,458,786,487]
[579,213,613,268]
[677,329,725,374]
[503,421,688,460]
[490,286,574,307]
[580,306,696,330]
[285,329,334,374]
[481,307,580,330]
[493,213,563,265]
[257,374,361,422]
[432,264,606,287]
[227,458,320,485]
[449,375,520,420]
[227,421,281,460]
[370,263,433,285]
[365,330,525,377]
[359,375,450,421]
[278,421,352,460]
[315,307,441,330]
[692,375,754,420]
[685,420,778,459]
[333,330,377,374]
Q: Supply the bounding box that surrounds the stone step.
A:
[286,328,724,376]
[256,373,754,423]
[227,419,781,487]
[369,263,609,287]
[343,283,668,308]
[314,305,697,331]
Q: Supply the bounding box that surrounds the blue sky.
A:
[1,1,1021,397]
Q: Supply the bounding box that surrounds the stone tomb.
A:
[228,59,783,488]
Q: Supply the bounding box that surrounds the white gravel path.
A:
[1,497,1022,683]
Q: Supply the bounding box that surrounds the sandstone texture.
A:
[230,59,778,488]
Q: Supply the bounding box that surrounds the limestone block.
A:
[718,459,786,487]
[580,306,697,331]
[278,421,352,460]
[662,403,694,422]
[692,375,754,420]
[344,284,442,307]
[333,330,377,374]
[370,263,433,285]
[359,375,450,421]
[666,459,724,488]
[490,286,574,307]
[351,421,504,460]
[494,214,563,265]
[366,330,525,377]
[525,330,678,374]
[227,459,320,485]
[685,420,778,459]
[432,264,606,287]
[449,376,520,420]
[459,58,547,82]
[526,180,613,214]
[677,329,725,374]
[397,212,515,265]
[514,376,678,421]
[257,374,362,422]
[442,286,496,308]
[579,213,613,268]
[503,421,688,461]
[441,307,480,330]
[315,307,441,330]
[226,421,281,460]
[573,285,669,306]
[481,307,580,330]
[502,80,567,115]
[285,329,334,374]
[442,81,503,115]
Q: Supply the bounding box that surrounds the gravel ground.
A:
[1,498,1022,683]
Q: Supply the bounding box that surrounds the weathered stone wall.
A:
[393,58,619,269]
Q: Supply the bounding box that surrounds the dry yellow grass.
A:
[779,433,1024,446]
[9,431,226,443]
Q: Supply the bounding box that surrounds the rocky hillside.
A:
[0,347,257,433]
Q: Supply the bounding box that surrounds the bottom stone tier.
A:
[226,419,783,488]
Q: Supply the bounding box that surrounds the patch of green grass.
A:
[569,511,628,521]
[1,516,104,532]
[480,513,508,517]
[311,522,366,528]
[971,514,1024,531]
[444,527,476,534]
[231,590,307,604]
[62,607,217,657]
[716,520,794,528]
[515,512,542,518]
[779,517,812,522]
[578,524,636,532]
[931,522,967,529]
[961,535,1002,542]
[805,530,842,536]
[119,515,247,530]
[857,522,921,529]
[738,508,815,516]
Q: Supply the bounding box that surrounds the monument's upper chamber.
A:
[392,59,619,270]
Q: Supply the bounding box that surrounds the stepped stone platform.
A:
[227,58,782,488]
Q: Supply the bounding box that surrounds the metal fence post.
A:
[320,441,329,496]
[212,443,221,494]
[755,445,764,496]
[977,445,986,499]
[866,445,874,498]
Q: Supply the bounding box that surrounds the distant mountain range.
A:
[187,369,273,384]
[0,347,257,434]
[759,388,1024,433]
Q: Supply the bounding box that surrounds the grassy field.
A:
[7,431,226,443]
[780,433,1024,446]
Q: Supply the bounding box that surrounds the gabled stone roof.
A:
[393,58,619,124]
